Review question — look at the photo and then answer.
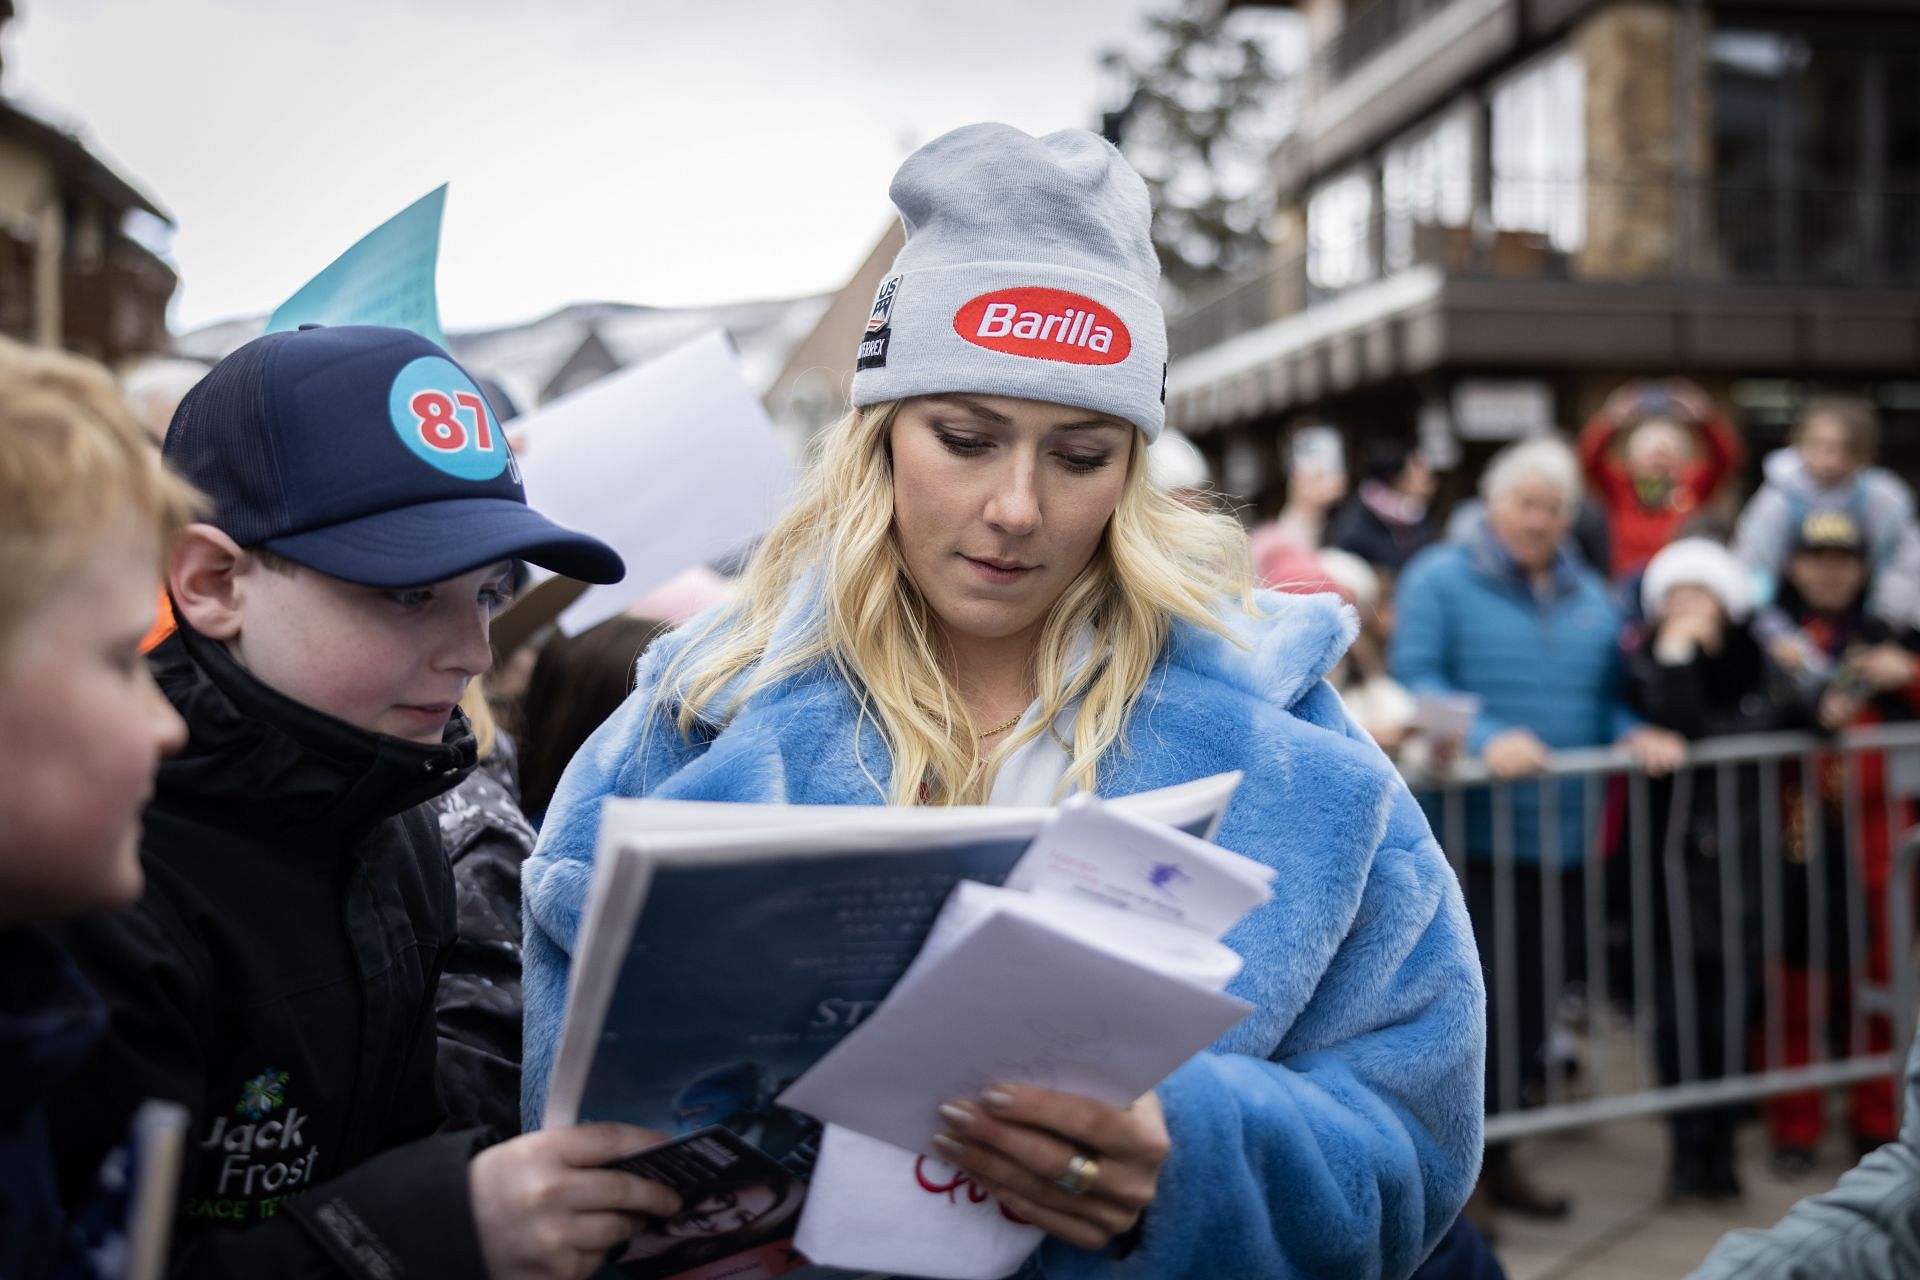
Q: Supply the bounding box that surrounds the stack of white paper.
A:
[541,773,1257,1280]
[779,799,1272,1151]
[784,795,1273,1279]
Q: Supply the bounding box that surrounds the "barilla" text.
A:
[953,287,1132,367]
[977,304,1112,352]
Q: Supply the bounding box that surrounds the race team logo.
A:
[236,1068,289,1121]
[952,287,1131,366]
[387,355,518,483]
[196,1069,321,1209]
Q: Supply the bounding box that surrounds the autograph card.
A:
[611,1126,792,1203]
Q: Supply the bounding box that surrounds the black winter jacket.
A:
[429,736,535,1138]
[1620,621,1796,963]
[46,621,490,1279]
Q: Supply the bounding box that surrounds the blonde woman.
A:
[522,124,1483,1278]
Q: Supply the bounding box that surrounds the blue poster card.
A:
[265,185,448,347]
[577,833,1033,1279]
[577,835,1033,1153]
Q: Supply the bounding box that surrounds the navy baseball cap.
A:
[164,325,623,587]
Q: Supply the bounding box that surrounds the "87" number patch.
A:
[388,356,513,482]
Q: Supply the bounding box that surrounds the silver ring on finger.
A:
[1054,1151,1100,1197]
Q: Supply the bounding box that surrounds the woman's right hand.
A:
[933,1086,1168,1253]
[469,1123,682,1280]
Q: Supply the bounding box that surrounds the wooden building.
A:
[1173,0,1920,503]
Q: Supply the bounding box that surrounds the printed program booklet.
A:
[542,773,1242,1280]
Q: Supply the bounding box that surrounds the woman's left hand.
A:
[933,1085,1169,1253]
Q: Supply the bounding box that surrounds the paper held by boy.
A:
[508,329,794,638]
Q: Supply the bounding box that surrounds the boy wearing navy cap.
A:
[46,326,679,1280]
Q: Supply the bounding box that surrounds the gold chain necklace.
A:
[976,709,1024,739]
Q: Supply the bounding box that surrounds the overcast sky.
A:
[5,0,1281,333]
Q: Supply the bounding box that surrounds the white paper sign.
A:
[511,330,793,635]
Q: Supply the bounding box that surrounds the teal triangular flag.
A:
[265,185,448,347]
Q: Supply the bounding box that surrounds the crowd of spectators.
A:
[1246,382,1920,1242]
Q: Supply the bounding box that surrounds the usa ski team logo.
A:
[953,287,1131,366]
[858,273,901,372]
[867,273,901,333]
[388,356,513,482]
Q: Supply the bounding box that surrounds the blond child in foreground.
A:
[0,337,201,1278]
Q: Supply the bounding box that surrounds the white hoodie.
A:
[1734,447,1920,627]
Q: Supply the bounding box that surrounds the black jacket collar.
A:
[151,620,477,843]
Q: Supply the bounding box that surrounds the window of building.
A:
[1711,24,1920,284]
[1307,166,1376,290]
[1490,47,1585,253]
[1383,103,1475,274]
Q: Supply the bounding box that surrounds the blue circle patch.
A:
[388,356,509,481]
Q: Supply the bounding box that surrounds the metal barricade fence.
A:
[1401,722,1920,1144]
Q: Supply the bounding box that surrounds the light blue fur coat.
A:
[522,589,1485,1279]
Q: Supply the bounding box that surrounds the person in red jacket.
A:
[1577,379,1743,579]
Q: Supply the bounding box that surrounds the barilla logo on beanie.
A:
[953,288,1131,367]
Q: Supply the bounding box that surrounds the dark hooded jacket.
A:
[1620,617,1796,969]
[45,620,491,1279]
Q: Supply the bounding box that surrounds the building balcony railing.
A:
[1316,0,1463,84]
[1169,177,1920,360]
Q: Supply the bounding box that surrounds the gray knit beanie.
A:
[850,122,1167,441]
